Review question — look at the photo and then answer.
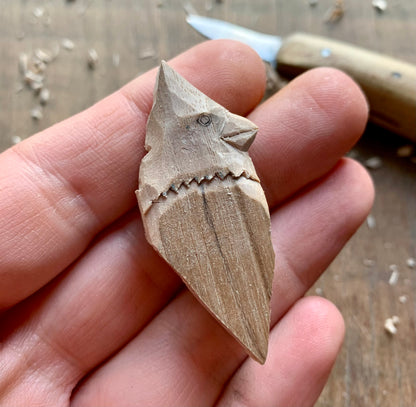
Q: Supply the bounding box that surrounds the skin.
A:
[0,40,374,406]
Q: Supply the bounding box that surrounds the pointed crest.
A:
[154,61,212,118]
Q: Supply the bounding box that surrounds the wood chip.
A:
[24,70,44,87]
[392,315,400,325]
[384,316,399,335]
[30,80,43,93]
[32,7,45,18]
[346,149,359,159]
[32,58,47,74]
[30,106,43,120]
[11,135,22,145]
[61,38,75,51]
[136,62,275,364]
[365,156,383,170]
[396,145,414,157]
[388,269,399,286]
[406,257,416,269]
[324,0,345,23]
[18,53,28,75]
[87,48,99,69]
[34,48,53,64]
[366,214,376,229]
[39,88,50,105]
[398,295,408,304]
[372,0,387,12]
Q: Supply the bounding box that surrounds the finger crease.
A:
[10,147,102,240]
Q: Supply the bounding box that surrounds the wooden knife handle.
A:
[277,33,416,141]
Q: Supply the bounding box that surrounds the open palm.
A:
[0,40,373,406]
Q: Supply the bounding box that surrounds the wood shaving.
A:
[384,316,399,335]
[18,53,28,75]
[398,295,408,304]
[406,257,416,269]
[39,88,50,105]
[32,7,45,18]
[392,315,400,325]
[33,58,47,74]
[87,48,99,70]
[324,0,344,23]
[315,287,323,295]
[30,80,43,93]
[372,0,387,12]
[364,156,383,170]
[24,70,44,87]
[346,149,359,159]
[61,38,75,51]
[35,48,53,64]
[11,135,22,145]
[388,269,399,286]
[396,145,414,157]
[366,214,376,229]
[30,106,43,121]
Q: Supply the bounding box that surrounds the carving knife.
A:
[187,14,416,141]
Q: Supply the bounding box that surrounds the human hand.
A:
[0,40,373,406]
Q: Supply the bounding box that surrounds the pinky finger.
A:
[216,296,345,407]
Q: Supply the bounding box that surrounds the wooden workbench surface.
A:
[0,1,415,405]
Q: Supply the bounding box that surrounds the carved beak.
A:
[221,113,258,152]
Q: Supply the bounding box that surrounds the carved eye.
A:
[197,113,212,127]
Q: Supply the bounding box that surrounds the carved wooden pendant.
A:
[136,62,275,364]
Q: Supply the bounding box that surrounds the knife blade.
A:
[187,14,416,141]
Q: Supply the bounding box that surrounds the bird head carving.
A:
[137,61,260,214]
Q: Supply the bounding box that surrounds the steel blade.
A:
[186,14,282,68]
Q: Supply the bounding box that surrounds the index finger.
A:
[0,40,266,310]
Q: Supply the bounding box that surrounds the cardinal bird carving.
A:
[136,61,275,364]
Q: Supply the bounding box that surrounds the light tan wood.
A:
[277,33,416,141]
[1,2,415,404]
[136,62,275,364]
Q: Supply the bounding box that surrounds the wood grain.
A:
[0,0,415,405]
[136,62,275,364]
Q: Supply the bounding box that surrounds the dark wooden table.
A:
[1,1,415,406]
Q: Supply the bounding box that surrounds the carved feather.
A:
[136,61,275,364]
